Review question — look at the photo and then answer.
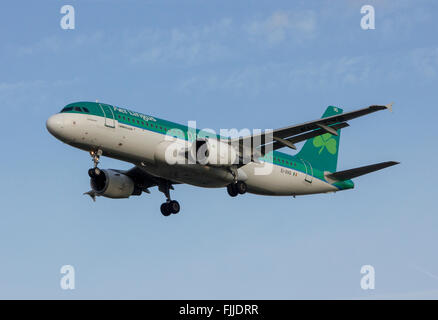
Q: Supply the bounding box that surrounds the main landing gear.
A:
[160,201,180,216]
[159,181,180,216]
[227,181,247,197]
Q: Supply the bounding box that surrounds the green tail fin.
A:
[295,106,343,173]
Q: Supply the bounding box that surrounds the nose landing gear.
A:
[89,149,103,176]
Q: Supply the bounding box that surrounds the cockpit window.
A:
[61,107,73,113]
[83,107,90,113]
[74,107,82,112]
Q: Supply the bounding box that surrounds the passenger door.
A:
[301,159,313,183]
[99,103,116,128]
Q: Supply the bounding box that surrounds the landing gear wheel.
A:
[227,184,238,197]
[160,203,171,217]
[168,200,180,214]
[88,167,101,178]
[236,181,247,195]
[158,180,180,216]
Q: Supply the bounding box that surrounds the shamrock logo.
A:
[313,133,337,155]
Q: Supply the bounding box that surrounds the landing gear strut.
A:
[89,149,103,176]
[227,181,247,197]
[159,181,180,216]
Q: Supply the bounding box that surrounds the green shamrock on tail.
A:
[313,133,337,155]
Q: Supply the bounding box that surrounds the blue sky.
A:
[0,0,437,299]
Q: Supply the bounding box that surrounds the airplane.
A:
[46,101,399,216]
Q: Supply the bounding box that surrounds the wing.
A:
[114,166,180,192]
[260,122,350,154]
[232,103,393,155]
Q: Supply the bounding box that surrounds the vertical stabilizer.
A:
[295,106,343,173]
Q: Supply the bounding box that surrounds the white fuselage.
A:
[47,112,339,196]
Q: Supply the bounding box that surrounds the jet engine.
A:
[190,138,238,166]
[89,169,142,199]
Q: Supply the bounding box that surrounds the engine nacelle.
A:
[191,138,238,166]
[90,169,141,199]
[153,139,238,166]
[154,140,187,165]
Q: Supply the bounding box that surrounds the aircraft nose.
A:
[46,114,64,137]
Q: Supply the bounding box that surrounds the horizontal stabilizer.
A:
[327,161,399,181]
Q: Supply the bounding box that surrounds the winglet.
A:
[385,102,394,112]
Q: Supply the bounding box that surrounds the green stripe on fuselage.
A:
[61,101,354,190]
